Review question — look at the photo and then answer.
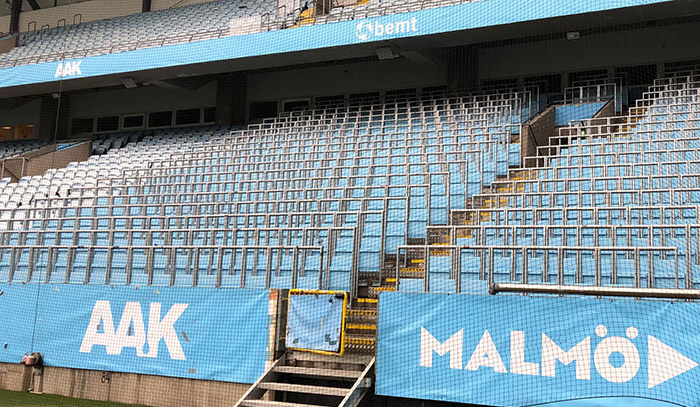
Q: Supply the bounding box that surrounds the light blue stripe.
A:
[0,0,674,89]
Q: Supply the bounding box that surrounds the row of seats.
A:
[0,0,277,68]
[0,88,530,296]
[398,75,700,293]
[0,138,49,160]
[0,0,473,68]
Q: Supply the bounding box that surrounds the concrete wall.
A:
[0,99,41,127]
[479,21,700,83]
[594,99,616,119]
[0,362,248,407]
[0,35,17,54]
[521,105,556,167]
[68,81,216,124]
[246,58,448,104]
[0,15,10,35]
[1,141,91,181]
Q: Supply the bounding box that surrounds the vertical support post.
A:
[634,248,640,288]
[291,247,299,289]
[521,248,528,285]
[240,248,248,288]
[594,249,601,287]
[318,246,324,291]
[487,248,494,287]
[423,247,430,293]
[216,247,224,288]
[557,247,564,286]
[10,0,22,34]
[455,248,461,294]
[611,249,617,285]
[648,249,654,289]
[686,226,693,289]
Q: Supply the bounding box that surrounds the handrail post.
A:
[318,246,324,291]
[291,246,299,289]
[423,246,429,293]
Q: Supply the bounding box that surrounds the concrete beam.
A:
[10,0,22,34]
[26,0,41,11]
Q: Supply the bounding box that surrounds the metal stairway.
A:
[235,250,395,407]
[234,351,375,407]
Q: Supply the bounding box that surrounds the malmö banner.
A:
[377,292,700,406]
[0,284,271,384]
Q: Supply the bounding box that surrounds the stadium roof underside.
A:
[0,0,697,98]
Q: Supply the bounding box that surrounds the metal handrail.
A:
[1,244,326,289]
[396,245,682,294]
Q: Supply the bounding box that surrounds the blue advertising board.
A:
[377,292,700,407]
[0,0,674,89]
[0,284,271,384]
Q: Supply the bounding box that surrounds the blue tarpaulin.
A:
[377,292,700,407]
[286,292,344,353]
[0,284,270,384]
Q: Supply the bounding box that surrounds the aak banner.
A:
[377,292,700,407]
[0,284,271,384]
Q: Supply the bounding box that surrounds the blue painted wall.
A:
[555,102,607,126]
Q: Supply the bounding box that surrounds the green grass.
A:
[0,389,151,407]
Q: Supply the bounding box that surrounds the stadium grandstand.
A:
[1,0,700,406]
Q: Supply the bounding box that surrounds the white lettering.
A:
[356,18,418,40]
[72,61,82,76]
[541,334,591,380]
[79,300,116,354]
[420,327,463,369]
[510,331,538,376]
[385,23,394,35]
[80,301,187,360]
[594,336,640,383]
[418,326,696,387]
[375,22,384,36]
[395,21,410,33]
[465,330,507,373]
[146,303,188,360]
[54,61,83,78]
[113,302,147,357]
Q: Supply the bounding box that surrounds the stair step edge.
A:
[240,400,327,407]
[273,366,363,379]
[258,382,349,397]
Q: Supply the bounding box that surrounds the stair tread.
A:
[240,400,327,407]
[346,323,377,330]
[274,366,363,379]
[258,382,349,397]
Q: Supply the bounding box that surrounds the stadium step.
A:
[234,352,374,407]
[257,383,349,397]
[239,400,326,407]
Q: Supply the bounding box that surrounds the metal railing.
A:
[395,245,683,294]
[0,244,327,290]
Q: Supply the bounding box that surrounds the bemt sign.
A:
[377,293,700,407]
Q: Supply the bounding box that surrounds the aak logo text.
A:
[80,301,188,360]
